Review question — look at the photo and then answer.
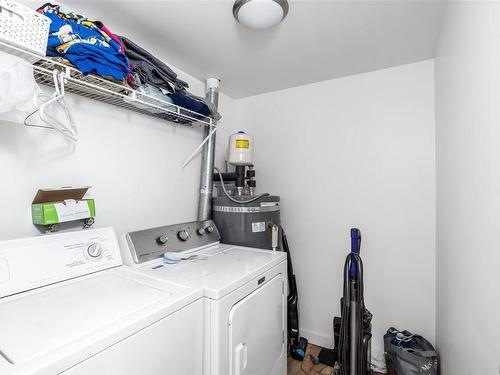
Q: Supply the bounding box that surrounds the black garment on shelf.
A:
[118,36,221,122]
[118,35,189,92]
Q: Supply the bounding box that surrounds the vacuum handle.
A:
[351,228,361,253]
[350,228,361,278]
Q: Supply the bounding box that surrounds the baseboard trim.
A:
[300,328,334,348]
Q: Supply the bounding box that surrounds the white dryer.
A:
[125,220,287,375]
[0,227,203,375]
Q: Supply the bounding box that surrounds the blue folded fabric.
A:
[168,91,211,118]
[44,11,129,81]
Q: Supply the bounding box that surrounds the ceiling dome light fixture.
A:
[233,0,289,30]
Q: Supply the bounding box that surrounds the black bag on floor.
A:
[384,327,439,375]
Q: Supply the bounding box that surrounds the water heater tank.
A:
[228,131,254,166]
[212,194,280,250]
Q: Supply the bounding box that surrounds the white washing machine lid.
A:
[138,245,286,300]
[0,270,171,365]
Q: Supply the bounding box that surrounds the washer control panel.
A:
[126,220,221,264]
[0,227,122,298]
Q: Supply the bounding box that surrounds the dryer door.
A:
[228,274,285,375]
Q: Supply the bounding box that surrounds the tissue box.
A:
[32,187,95,225]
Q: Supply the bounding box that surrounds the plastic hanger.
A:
[181,124,218,169]
[25,69,78,142]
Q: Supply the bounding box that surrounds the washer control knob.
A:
[197,227,206,235]
[206,225,215,234]
[157,233,169,245]
[86,243,102,258]
[177,230,190,241]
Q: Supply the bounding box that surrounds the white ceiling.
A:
[66,0,446,98]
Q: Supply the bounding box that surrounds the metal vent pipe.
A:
[197,77,220,221]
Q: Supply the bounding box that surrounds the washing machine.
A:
[0,227,203,375]
[125,219,287,375]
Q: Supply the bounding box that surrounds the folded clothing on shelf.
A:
[130,72,221,123]
[124,83,176,114]
[168,91,221,121]
[117,35,188,92]
[35,3,221,123]
[37,3,129,81]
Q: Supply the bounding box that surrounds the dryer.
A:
[0,227,203,375]
[125,220,287,375]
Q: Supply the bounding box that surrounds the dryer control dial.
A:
[157,233,169,245]
[86,243,102,258]
[177,230,190,241]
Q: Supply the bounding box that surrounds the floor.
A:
[287,344,384,375]
[288,344,335,375]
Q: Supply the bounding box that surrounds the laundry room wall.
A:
[435,2,500,374]
[0,1,236,242]
[233,60,436,357]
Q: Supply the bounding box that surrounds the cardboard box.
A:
[32,187,95,225]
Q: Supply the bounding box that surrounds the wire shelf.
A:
[0,40,215,128]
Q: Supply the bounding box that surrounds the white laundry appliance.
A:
[125,219,287,375]
[0,227,204,375]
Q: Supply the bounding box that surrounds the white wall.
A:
[435,2,500,374]
[0,93,234,240]
[0,1,236,241]
[234,60,436,356]
[0,87,234,242]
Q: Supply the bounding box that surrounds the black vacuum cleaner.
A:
[318,228,372,374]
[282,228,309,361]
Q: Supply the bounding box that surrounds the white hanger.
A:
[182,124,218,169]
[25,69,78,142]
